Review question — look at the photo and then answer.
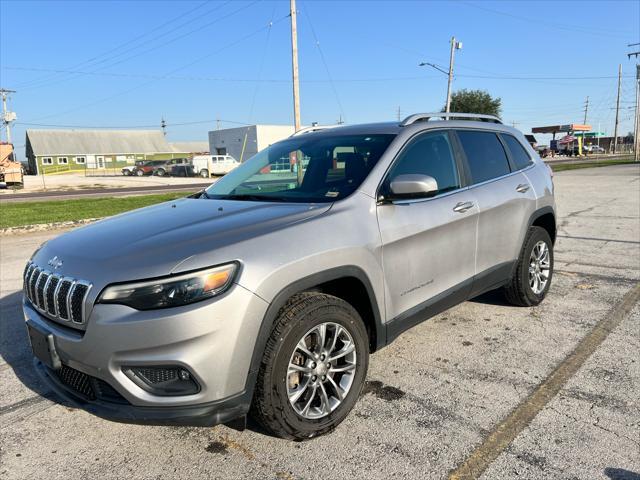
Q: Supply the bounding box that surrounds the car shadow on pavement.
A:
[468,289,512,307]
[0,290,70,404]
[605,468,640,480]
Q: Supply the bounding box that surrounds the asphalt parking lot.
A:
[1,164,638,480]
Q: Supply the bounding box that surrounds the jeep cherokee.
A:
[23,113,555,440]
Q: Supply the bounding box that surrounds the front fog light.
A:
[123,366,200,396]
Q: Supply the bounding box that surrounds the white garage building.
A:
[208,125,296,162]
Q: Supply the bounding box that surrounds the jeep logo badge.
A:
[47,256,63,269]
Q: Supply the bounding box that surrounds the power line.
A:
[461,1,632,39]
[24,15,288,123]
[19,0,255,92]
[301,0,346,122]
[5,66,634,84]
[16,118,252,129]
[14,0,213,90]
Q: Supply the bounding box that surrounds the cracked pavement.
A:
[1,164,638,479]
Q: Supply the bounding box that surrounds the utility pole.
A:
[160,117,167,136]
[583,96,589,124]
[397,106,401,122]
[445,37,462,114]
[0,88,17,144]
[290,0,301,132]
[634,64,639,162]
[613,64,622,153]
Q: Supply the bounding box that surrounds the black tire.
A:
[135,169,144,176]
[504,226,554,306]
[251,292,369,440]
[155,168,166,177]
[199,169,209,178]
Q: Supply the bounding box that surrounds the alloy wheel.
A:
[287,322,357,420]
[529,240,551,294]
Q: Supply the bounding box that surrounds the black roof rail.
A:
[400,112,503,126]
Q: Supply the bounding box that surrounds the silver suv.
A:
[23,113,555,440]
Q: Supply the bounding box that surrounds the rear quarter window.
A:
[456,130,511,184]
[501,134,533,170]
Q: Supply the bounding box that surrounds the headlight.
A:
[98,263,238,310]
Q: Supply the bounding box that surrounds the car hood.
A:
[33,198,331,284]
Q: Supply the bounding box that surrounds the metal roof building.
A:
[25,129,202,175]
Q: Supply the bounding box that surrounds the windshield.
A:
[204,133,395,203]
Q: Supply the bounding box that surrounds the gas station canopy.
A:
[531,124,591,134]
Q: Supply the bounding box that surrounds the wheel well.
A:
[532,212,556,244]
[305,276,379,352]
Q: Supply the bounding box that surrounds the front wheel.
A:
[504,226,554,306]
[251,292,369,440]
[135,169,144,176]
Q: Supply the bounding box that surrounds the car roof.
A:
[295,119,524,140]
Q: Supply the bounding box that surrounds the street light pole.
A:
[445,37,462,114]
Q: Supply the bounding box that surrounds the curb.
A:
[0,218,100,236]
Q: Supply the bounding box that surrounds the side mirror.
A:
[389,174,438,198]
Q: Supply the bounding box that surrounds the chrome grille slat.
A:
[28,267,41,301]
[22,261,92,328]
[45,275,60,316]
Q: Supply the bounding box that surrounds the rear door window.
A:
[501,134,533,170]
[456,130,511,184]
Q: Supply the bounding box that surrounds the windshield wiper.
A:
[222,194,288,202]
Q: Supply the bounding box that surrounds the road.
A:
[1,164,638,480]
[0,182,211,203]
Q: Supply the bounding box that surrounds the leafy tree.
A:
[445,89,502,117]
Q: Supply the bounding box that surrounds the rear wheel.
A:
[251,292,369,440]
[199,169,209,178]
[135,169,144,176]
[504,226,554,306]
[155,168,166,177]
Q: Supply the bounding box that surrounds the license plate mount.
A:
[27,321,61,370]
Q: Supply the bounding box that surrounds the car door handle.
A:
[453,201,474,213]
[516,183,530,193]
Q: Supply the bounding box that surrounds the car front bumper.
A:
[23,283,269,426]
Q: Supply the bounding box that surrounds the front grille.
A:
[56,280,72,320]
[23,261,92,327]
[52,365,129,404]
[55,365,95,400]
[70,284,88,323]
[45,276,60,316]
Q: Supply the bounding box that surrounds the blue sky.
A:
[1,0,638,157]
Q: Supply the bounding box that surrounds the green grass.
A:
[550,159,637,172]
[0,192,188,229]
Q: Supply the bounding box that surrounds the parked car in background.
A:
[122,161,145,176]
[153,158,193,177]
[192,155,240,177]
[132,160,167,176]
[584,145,605,154]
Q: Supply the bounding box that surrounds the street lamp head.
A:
[455,41,463,50]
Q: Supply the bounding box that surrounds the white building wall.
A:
[208,125,296,162]
[256,125,296,151]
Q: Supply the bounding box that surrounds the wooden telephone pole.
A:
[290,0,301,132]
[613,64,622,153]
